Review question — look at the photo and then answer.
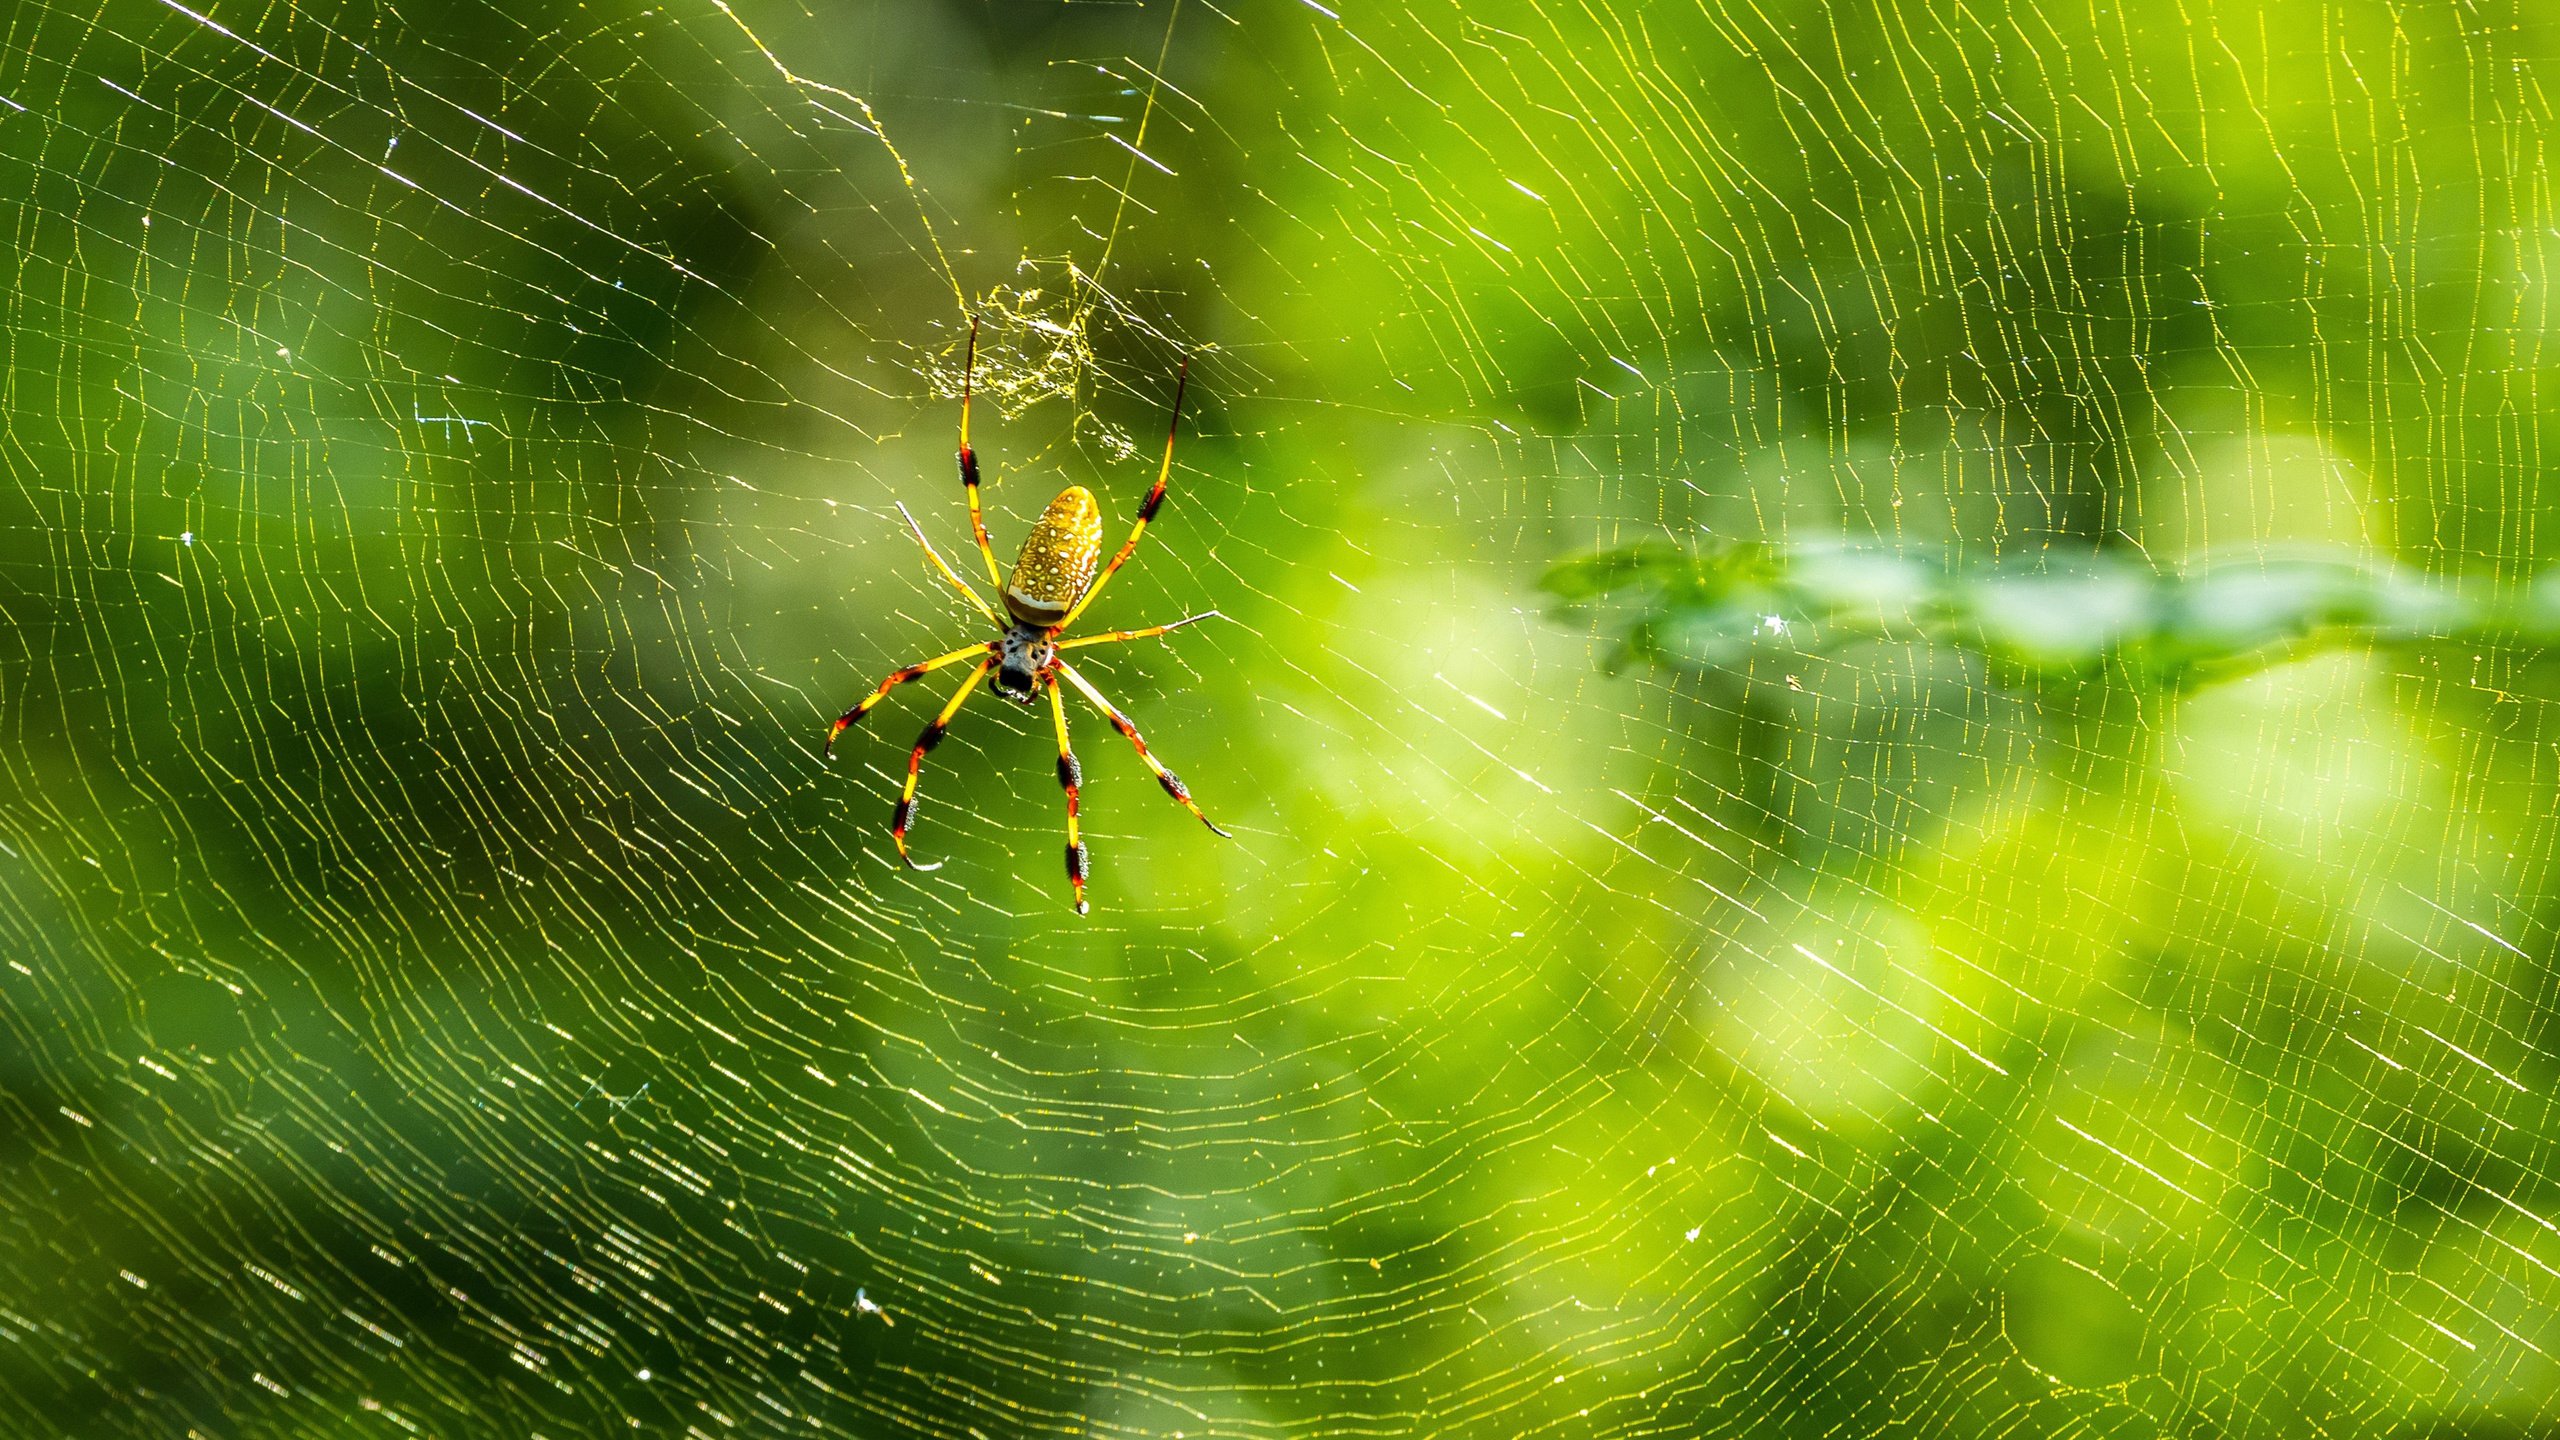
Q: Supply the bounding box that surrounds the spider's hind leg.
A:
[956,316,1007,591]
[1056,359,1191,631]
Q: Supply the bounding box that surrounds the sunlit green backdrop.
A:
[4,1,2558,1436]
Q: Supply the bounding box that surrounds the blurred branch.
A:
[1542,541,2560,688]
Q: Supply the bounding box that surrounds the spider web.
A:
[3,0,2558,1436]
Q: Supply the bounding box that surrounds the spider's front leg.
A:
[891,658,993,871]
[825,642,993,758]
[1055,660,1231,838]
[1045,673,1091,914]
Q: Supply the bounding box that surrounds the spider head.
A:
[992,625,1055,706]
[991,663,1041,706]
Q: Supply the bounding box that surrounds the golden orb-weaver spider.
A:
[825,318,1230,914]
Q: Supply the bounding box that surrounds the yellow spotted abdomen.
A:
[1004,485,1103,627]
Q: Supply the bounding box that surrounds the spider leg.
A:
[956,315,1006,591]
[891,658,993,871]
[896,501,1000,624]
[1046,673,1091,915]
[825,641,994,757]
[1057,358,1189,631]
[1055,660,1231,838]
[1054,610,1224,652]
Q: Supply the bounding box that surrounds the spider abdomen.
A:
[1004,486,1103,626]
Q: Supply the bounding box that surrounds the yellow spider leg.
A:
[1057,358,1188,631]
[956,315,1006,591]
[897,501,999,624]
[1054,610,1223,652]
[892,658,993,872]
[825,641,994,757]
[1055,660,1230,838]
[1046,673,1090,915]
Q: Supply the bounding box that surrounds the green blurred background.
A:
[4,0,2558,1435]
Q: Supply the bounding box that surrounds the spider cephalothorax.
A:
[824,318,1230,914]
[991,625,1057,705]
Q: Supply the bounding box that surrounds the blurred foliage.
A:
[1547,541,2559,689]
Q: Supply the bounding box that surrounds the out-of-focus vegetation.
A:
[2,1,2558,1438]
[1548,540,2560,687]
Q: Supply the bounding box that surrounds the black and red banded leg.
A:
[1055,661,1231,838]
[956,315,1005,590]
[1046,674,1091,914]
[892,659,993,871]
[826,642,993,757]
[1057,357,1189,631]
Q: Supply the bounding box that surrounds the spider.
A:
[825,318,1230,914]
